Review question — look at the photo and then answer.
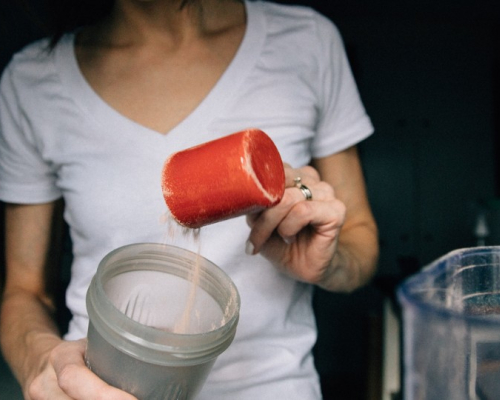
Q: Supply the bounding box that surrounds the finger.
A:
[247,192,296,253]
[284,165,320,188]
[276,197,346,241]
[289,180,334,204]
[248,182,333,251]
[29,367,74,400]
[51,340,137,400]
[245,210,262,228]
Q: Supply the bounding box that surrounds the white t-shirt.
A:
[0,1,373,398]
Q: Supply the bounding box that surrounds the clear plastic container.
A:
[397,246,500,400]
[85,243,240,400]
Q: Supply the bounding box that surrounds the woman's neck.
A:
[79,0,245,48]
[74,0,247,134]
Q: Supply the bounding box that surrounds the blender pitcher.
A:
[397,246,500,400]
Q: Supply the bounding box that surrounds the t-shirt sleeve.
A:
[311,13,374,158]
[0,61,62,204]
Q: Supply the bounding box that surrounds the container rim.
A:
[86,242,241,365]
[396,246,500,326]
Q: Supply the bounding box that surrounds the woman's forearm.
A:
[319,221,379,293]
[1,201,63,395]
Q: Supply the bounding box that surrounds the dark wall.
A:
[304,0,500,274]
[1,1,499,399]
[0,1,48,71]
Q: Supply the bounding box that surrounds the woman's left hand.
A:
[246,164,346,287]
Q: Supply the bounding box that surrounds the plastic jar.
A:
[85,243,240,400]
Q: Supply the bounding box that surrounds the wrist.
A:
[317,248,358,292]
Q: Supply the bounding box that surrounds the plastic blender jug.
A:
[85,243,240,400]
[397,246,500,400]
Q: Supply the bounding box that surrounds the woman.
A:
[0,0,379,398]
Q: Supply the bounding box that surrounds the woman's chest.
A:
[75,33,244,135]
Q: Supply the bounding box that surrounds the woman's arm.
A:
[1,202,137,399]
[246,145,379,293]
[311,146,379,291]
[1,201,63,396]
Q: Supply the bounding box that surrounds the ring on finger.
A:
[294,177,313,201]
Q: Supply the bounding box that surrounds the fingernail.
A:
[245,240,255,255]
[282,236,295,245]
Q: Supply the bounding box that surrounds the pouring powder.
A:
[160,212,219,334]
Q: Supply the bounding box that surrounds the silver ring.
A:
[294,177,312,201]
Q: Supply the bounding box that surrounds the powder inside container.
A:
[103,216,232,334]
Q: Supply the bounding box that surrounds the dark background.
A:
[1,0,500,399]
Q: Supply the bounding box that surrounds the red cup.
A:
[161,129,285,228]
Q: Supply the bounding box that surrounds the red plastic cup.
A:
[161,129,285,228]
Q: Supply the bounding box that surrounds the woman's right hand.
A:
[27,338,137,400]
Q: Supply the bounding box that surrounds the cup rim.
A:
[86,243,241,365]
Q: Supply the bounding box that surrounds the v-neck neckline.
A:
[55,1,266,142]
